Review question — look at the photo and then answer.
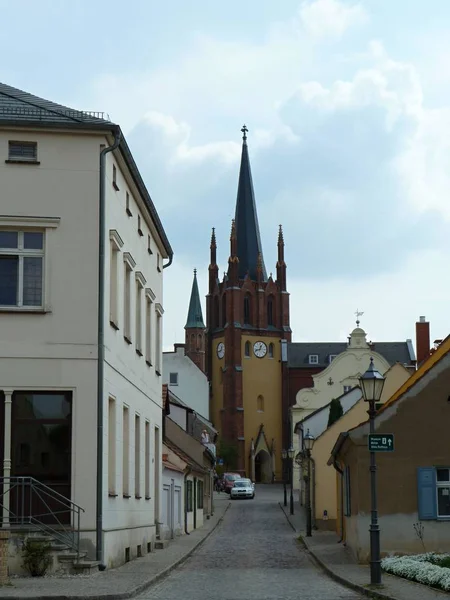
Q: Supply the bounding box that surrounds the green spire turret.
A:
[185,269,205,329]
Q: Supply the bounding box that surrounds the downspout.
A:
[163,255,173,269]
[332,457,344,543]
[97,128,121,568]
[184,467,192,535]
[311,457,317,530]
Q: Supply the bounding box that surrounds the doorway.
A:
[254,450,272,483]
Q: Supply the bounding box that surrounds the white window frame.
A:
[135,271,146,355]
[329,354,337,363]
[109,230,123,328]
[309,354,319,365]
[145,288,156,366]
[343,385,352,393]
[436,467,450,518]
[123,252,136,343]
[0,217,60,312]
[169,372,178,386]
[155,303,164,375]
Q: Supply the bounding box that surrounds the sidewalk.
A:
[279,503,448,600]
[0,496,230,600]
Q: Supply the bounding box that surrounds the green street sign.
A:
[368,434,394,452]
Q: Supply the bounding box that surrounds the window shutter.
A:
[417,467,437,520]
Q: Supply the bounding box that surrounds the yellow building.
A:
[307,363,411,532]
[205,127,291,482]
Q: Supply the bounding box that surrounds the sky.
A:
[2,0,450,349]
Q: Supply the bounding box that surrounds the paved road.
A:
[138,486,363,600]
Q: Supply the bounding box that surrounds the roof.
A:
[287,341,414,368]
[234,127,267,281]
[294,386,362,432]
[0,82,173,260]
[185,269,205,329]
[164,438,206,474]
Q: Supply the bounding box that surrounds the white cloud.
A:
[299,0,368,40]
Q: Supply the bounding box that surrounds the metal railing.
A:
[0,477,84,559]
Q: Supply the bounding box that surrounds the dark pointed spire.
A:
[185,269,205,329]
[276,224,287,291]
[234,125,267,281]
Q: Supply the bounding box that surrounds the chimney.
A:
[416,316,430,367]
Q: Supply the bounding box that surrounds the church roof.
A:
[185,269,205,329]
[288,341,415,369]
[0,82,173,260]
[234,126,267,281]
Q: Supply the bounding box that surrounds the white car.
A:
[230,478,255,500]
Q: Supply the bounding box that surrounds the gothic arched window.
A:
[267,296,274,326]
[268,343,274,358]
[244,294,251,325]
[244,341,251,357]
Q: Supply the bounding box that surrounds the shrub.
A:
[22,539,52,577]
[381,553,450,591]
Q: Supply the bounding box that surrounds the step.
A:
[154,540,169,550]
[72,560,101,575]
[57,552,87,563]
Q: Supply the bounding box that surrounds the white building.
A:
[0,83,173,572]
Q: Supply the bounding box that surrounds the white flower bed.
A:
[381,553,450,591]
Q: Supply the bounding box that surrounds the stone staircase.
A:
[28,534,100,575]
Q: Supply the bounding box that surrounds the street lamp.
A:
[288,446,295,515]
[281,449,287,507]
[303,429,315,537]
[360,357,385,586]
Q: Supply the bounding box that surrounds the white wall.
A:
[169,404,187,431]
[163,346,209,419]
[161,469,184,540]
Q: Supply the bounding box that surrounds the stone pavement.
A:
[137,484,363,600]
[279,501,448,600]
[0,495,231,600]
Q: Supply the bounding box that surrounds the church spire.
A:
[185,269,205,329]
[234,125,267,281]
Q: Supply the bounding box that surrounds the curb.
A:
[278,503,398,600]
[0,502,231,600]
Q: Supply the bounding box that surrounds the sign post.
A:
[368,434,394,452]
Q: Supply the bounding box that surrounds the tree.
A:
[327,398,344,427]
[217,440,238,470]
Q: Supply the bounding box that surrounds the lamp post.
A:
[303,429,315,537]
[359,357,386,586]
[288,446,295,515]
[281,449,287,507]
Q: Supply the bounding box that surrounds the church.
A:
[182,126,416,484]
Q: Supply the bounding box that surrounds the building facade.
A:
[206,127,291,482]
[0,83,172,572]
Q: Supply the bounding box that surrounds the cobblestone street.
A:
[138,487,363,600]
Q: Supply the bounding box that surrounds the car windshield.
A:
[234,479,251,487]
[226,474,241,481]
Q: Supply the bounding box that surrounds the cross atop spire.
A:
[241,124,248,142]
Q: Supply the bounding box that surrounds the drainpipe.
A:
[332,457,344,543]
[96,128,121,568]
[163,255,173,269]
[310,457,317,530]
[184,467,192,535]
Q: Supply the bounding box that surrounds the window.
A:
[343,466,351,516]
[8,141,37,163]
[145,421,150,499]
[0,230,44,308]
[135,414,141,498]
[257,395,264,412]
[135,273,146,356]
[197,480,204,509]
[126,192,132,216]
[137,215,143,237]
[169,372,178,386]
[309,354,319,365]
[343,385,352,394]
[108,398,116,495]
[418,467,450,519]
[186,480,193,512]
[145,289,155,366]
[113,164,119,190]
[155,304,163,375]
[267,297,274,326]
[268,343,274,358]
[122,406,130,497]
[244,341,251,358]
[244,295,251,325]
[147,234,153,255]
[123,253,135,344]
[109,230,123,329]
[329,355,337,363]
[157,253,161,272]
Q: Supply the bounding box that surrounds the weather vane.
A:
[355,309,364,327]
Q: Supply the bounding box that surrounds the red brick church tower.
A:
[205,126,291,479]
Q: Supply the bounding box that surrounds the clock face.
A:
[253,341,267,358]
[217,342,225,359]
